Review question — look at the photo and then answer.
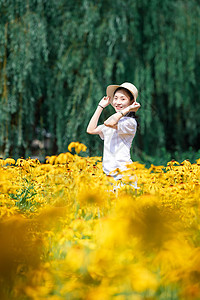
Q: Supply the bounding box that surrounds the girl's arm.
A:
[86,96,111,134]
[104,102,141,128]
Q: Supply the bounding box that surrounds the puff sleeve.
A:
[117,118,137,137]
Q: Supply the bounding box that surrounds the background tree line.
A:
[0,0,200,165]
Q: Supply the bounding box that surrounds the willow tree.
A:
[0,0,199,161]
[0,0,49,158]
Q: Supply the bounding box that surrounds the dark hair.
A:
[114,87,134,101]
[113,87,139,128]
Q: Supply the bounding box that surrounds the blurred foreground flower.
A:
[0,215,43,299]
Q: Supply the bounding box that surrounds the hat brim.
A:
[106,84,137,102]
[106,85,120,101]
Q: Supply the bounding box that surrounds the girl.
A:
[87,82,140,181]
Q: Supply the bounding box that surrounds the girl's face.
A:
[112,89,134,112]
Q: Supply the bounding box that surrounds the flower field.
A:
[1,142,200,300]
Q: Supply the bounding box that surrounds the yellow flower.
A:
[46,155,57,164]
[68,142,87,154]
[149,164,165,173]
[54,153,66,164]
[196,158,200,165]
[4,158,15,165]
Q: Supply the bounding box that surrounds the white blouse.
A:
[98,117,137,179]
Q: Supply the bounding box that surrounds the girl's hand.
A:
[98,96,111,108]
[128,101,141,112]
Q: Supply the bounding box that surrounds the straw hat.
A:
[106,82,138,102]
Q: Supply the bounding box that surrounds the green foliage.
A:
[9,178,38,213]
[134,147,200,168]
[0,0,200,160]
